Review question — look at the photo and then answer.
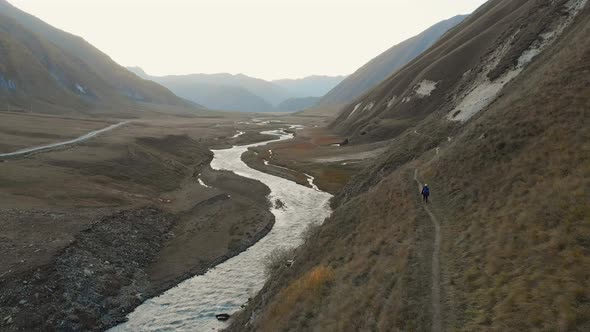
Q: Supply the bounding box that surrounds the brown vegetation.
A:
[244,127,376,194]
[264,266,335,331]
[420,13,590,329]
[229,167,435,331]
[0,114,281,331]
[0,112,113,153]
[228,3,590,331]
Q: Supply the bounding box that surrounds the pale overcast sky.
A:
[10,0,487,80]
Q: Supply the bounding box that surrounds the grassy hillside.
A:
[0,13,89,111]
[228,1,590,330]
[319,15,466,108]
[0,0,196,116]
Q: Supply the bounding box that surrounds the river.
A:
[110,129,333,331]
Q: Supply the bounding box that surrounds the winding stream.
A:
[111,129,333,331]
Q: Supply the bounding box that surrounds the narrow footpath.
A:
[414,169,442,332]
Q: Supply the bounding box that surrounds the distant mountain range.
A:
[272,76,346,99]
[0,0,198,117]
[127,67,345,113]
[276,96,321,113]
[125,14,466,114]
[319,15,467,107]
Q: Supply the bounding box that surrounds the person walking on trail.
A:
[421,184,430,203]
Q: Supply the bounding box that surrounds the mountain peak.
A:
[127,66,149,78]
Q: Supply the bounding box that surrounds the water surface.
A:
[111,129,332,331]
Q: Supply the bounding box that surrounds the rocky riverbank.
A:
[0,208,177,331]
[0,197,275,331]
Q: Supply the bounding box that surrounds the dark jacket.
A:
[421,186,430,196]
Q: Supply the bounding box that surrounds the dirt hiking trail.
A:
[414,169,442,332]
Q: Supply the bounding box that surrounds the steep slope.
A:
[319,15,466,107]
[0,13,89,112]
[228,1,590,331]
[330,0,587,143]
[272,75,346,98]
[275,96,321,112]
[0,0,194,116]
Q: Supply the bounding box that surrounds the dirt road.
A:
[0,121,129,158]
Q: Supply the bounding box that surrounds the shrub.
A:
[264,247,293,278]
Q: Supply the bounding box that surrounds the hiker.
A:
[421,184,430,203]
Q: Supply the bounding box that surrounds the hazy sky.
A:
[10,0,487,80]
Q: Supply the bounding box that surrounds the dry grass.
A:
[245,127,376,194]
[229,170,434,332]
[229,6,590,332]
[0,112,113,153]
[310,166,355,194]
[263,266,335,331]
[418,11,590,331]
[0,115,247,278]
[246,147,358,194]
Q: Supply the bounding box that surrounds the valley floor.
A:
[242,126,390,194]
[0,111,325,331]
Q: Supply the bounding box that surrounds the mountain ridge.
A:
[275,96,321,112]
[319,14,467,108]
[129,68,345,112]
[0,0,198,116]
[272,75,347,99]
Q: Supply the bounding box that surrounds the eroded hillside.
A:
[319,15,466,108]
[331,0,588,143]
[228,0,590,331]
